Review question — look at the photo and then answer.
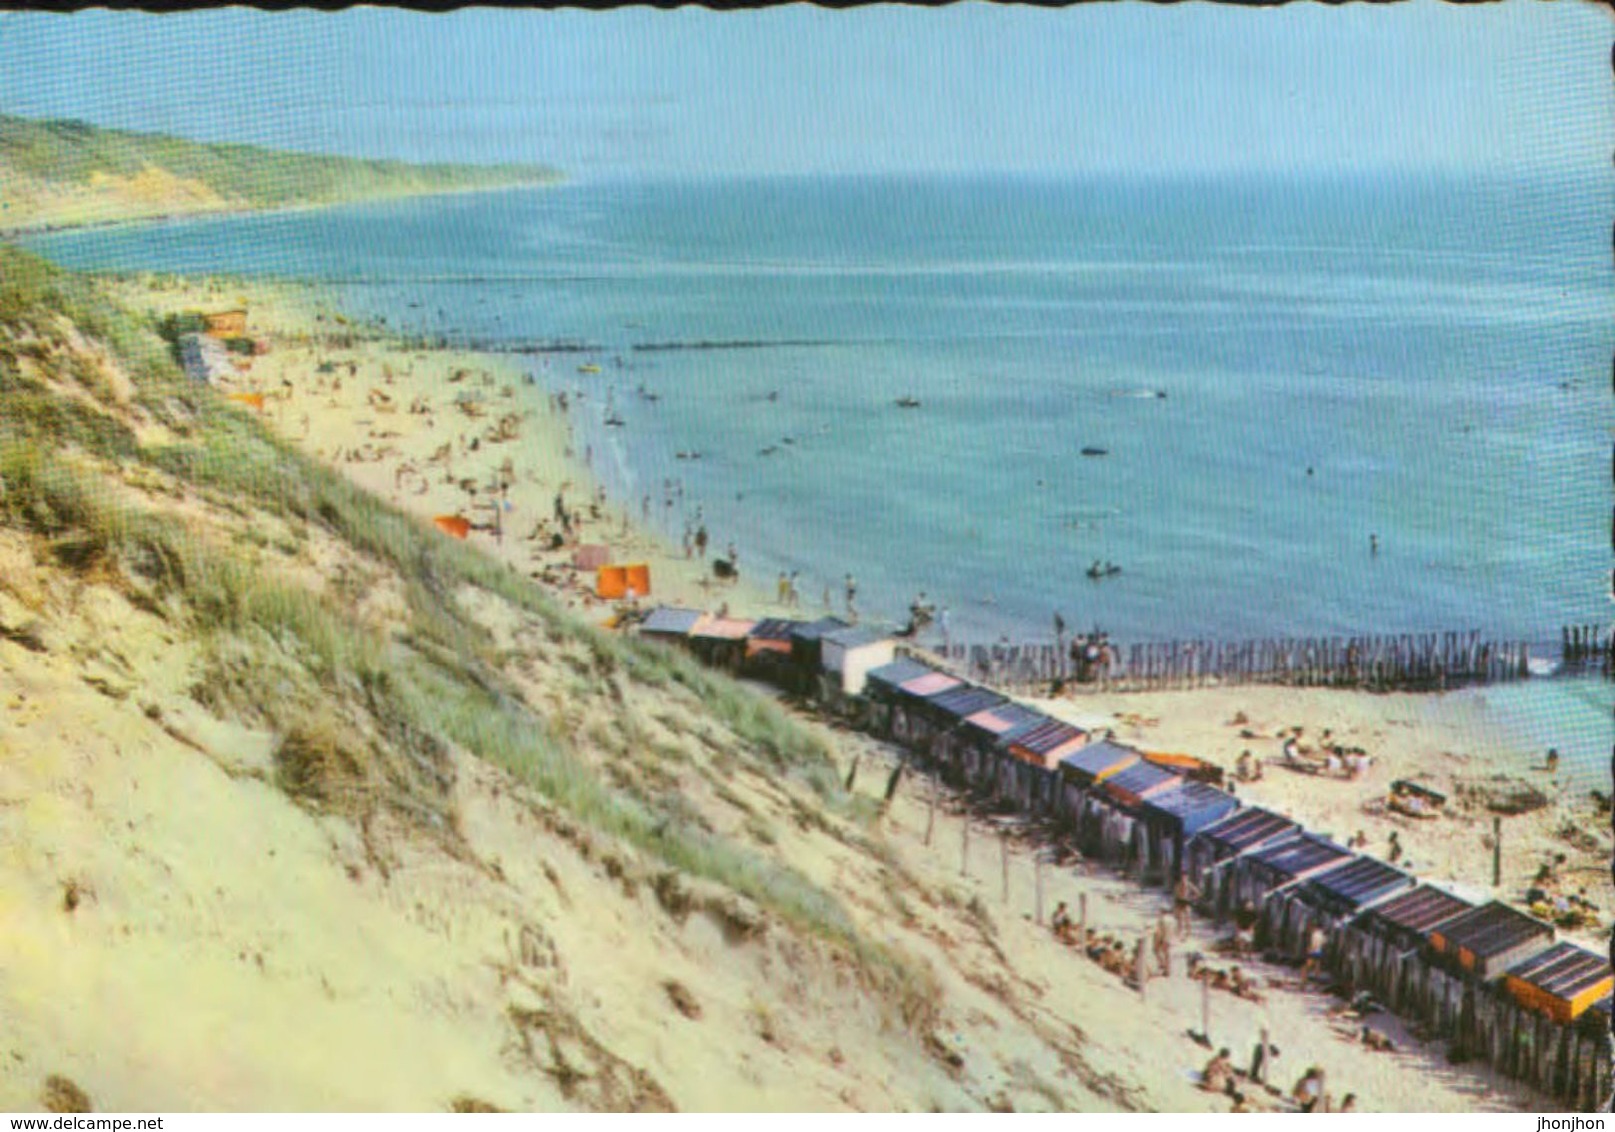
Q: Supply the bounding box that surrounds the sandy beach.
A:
[106,275,790,624]
[113,272,1609,949]
[67,271,1599,1114]
[1029,684,1610,948]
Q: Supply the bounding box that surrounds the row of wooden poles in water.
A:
[1560,622,1615,674]
[932,629,1562,695]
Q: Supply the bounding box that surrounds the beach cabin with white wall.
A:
[820,625,897,697]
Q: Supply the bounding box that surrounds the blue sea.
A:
[25,173,1613,636]
[19,172,1614,779]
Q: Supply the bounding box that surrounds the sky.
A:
[0,3,1610,179]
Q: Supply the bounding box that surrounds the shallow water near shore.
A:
[23,174,1612,658]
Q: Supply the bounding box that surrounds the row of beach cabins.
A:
[636,605,1613,1110]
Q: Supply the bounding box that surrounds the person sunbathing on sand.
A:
[1235,749,1263,782]
[1360,1027,1395,1053]
[1291,1067,1326,1114]
[1228,966,1264,1003]
[1051,902,1076,944]
[1201,1048,1236,1095]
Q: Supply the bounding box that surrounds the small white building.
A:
[819,625,897,696]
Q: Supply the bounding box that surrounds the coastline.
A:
[104,272,786,623]
[85,268,1606,1113]
[0,175,563,243]
[107,271,1611,951]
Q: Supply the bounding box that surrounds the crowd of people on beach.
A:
[1042,855,1402,1114]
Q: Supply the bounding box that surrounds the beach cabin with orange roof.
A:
[686,614,757,674]
[1504,942,1612,1025]
[1461,937,1608,1097]
[203,308,248,338]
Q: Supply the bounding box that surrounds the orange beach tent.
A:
[433,515,472,540]
[227,392,265,412]
[596,563,651,599]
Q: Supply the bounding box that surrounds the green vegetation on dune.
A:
[0,113,559,221]
[0,244,937,1031]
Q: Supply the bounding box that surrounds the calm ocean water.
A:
[21,173,1613,780]
[24,174,1612,644]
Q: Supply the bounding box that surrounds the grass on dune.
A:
[0,243,939,1030]
[0,112,559,212]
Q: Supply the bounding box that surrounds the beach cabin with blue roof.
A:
[639,606,704,642]
[916,684,1007,780]
[1339,883,1474,1013]
[1268,853,1415,963]
[1084,759,1183,870]
[956,702,1048,792]
[1056,738,1139,835]
[1183,806,1299,917]
[1134,780,1240,885]
[863,657,957,741]
[1226,832,1352,942]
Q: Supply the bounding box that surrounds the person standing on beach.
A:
[787,571,801,607]
[845,574,859,619]
[777,571,790,605]
[1301,925,1327,980]
[1152,915,1173,977]
[695,525,708,559]
[938,605,951,650]
[1054,611,1067,657]
[1173,875,1200,939]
